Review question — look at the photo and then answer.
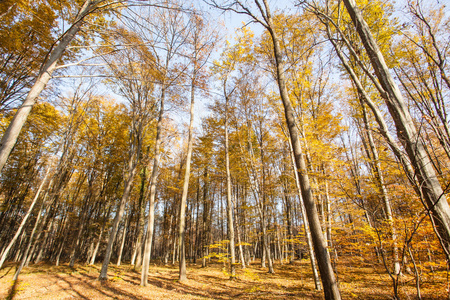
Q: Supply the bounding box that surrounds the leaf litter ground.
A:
[0,258,446,299]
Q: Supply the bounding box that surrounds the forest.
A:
[0,0,449,299]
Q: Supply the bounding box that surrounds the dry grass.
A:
[0,258,447,299]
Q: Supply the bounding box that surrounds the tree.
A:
[0,0,118,174]
[208,1,341,299]
[341,0,450,260]
[0,102,61,268]
[98,26,157,280]
[177,10,218,282]
[136,1,192,285]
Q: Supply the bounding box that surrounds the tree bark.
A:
[13,186,49,279]
[233,189,246,269]
[177,68,197,282]
[117,210,130,266]
[202,168,210,268]
[141,88,165,286]
[90,204,110,265]
[224,87,236,278]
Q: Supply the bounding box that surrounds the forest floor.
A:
[0,257,447,299]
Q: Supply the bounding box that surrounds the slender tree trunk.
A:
[34,213,56,264]
[172,228,177,265]
[194,182,200,263]
[276,225,282,264]
[131,167,146,266]
[324,180,332,249]
[164,214,173,265]
[135,228,145,269]
[69,193,93,267]
[90,204,110,265]
[267,12,340,297]
[188,200,193,263]
[117,211,130,266]
[287,134,322,290]
[408,245,422,300]
[258,204,274,273]
[13,192,47,279]
[141,89,165,286]
[99,158,139,280]
[202,168,209,268]
[285,190,295,264]
[177,71,197,282]
[90,225,104,265]
[54,213,70,266]
[224,92,236,278]
[360,101,400,273]
[233,191,246,269]
[0,166,50,268]
[69,220,85,267]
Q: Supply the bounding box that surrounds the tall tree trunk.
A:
[193,181,200,264]
[164,214,174,265]
[69,192,94,267]
[90,204,110,265]
[267,10,341,298]
[13,188,48,279]
[224,91,236,278]
[90,224,104,265]
[131,166,147,266]
[324,180,332,250]
[34,212,57,264]
[261,211,274,273]
[283,185,295,264]
[202,168,209,268]
[141,89,165,286]
[233,187,246,269]
[178,70,197,282]
[360,101,400,274]
[210,1,339,294]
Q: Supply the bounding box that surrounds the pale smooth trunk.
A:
[233,195,246,269]
[225,94,236,278]
[177,76,196,282]
[361,102,400,274]
[141,90,165,286]
[202,168,209,268]
[117,212,130,266]
[90,226,103,265]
